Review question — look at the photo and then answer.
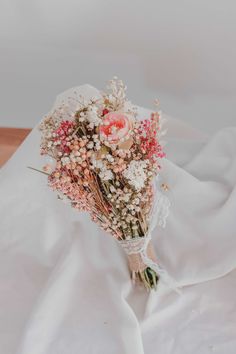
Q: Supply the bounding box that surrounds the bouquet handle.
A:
[119,235,181,294]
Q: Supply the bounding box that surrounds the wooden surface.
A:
[0,128,31,167]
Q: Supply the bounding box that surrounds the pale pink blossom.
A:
[99,112,132,144]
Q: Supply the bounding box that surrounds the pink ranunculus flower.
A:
[99,112,133,144]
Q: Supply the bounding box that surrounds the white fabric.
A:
[0,85,236,354]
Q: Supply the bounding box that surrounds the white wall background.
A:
[0,0,235,134]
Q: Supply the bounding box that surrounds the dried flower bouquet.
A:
[38,78,175,291]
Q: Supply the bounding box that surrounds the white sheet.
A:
[0,85,236,354]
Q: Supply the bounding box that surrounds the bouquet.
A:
[38,78,176,291]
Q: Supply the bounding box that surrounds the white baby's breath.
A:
[91,156,114,181]
[123,160,149,191]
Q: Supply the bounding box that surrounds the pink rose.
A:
[99,112,133,144]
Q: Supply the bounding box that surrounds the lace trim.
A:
[154,190,171,228]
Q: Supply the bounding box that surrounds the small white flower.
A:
[61,156,70,165]
[110,185,116,193]
[123,194,130,202]
[88,122,94,129]
[134,197,140,205]
[95,143,101,150]
[86,107,102,127]
[91,156,114,181]
[105,169,114,180]
[106,154,114,162]
[123,160,149,190]
[87,142,94,149]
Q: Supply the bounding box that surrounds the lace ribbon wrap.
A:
[119,235,156,272]
[119,234,180,293]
